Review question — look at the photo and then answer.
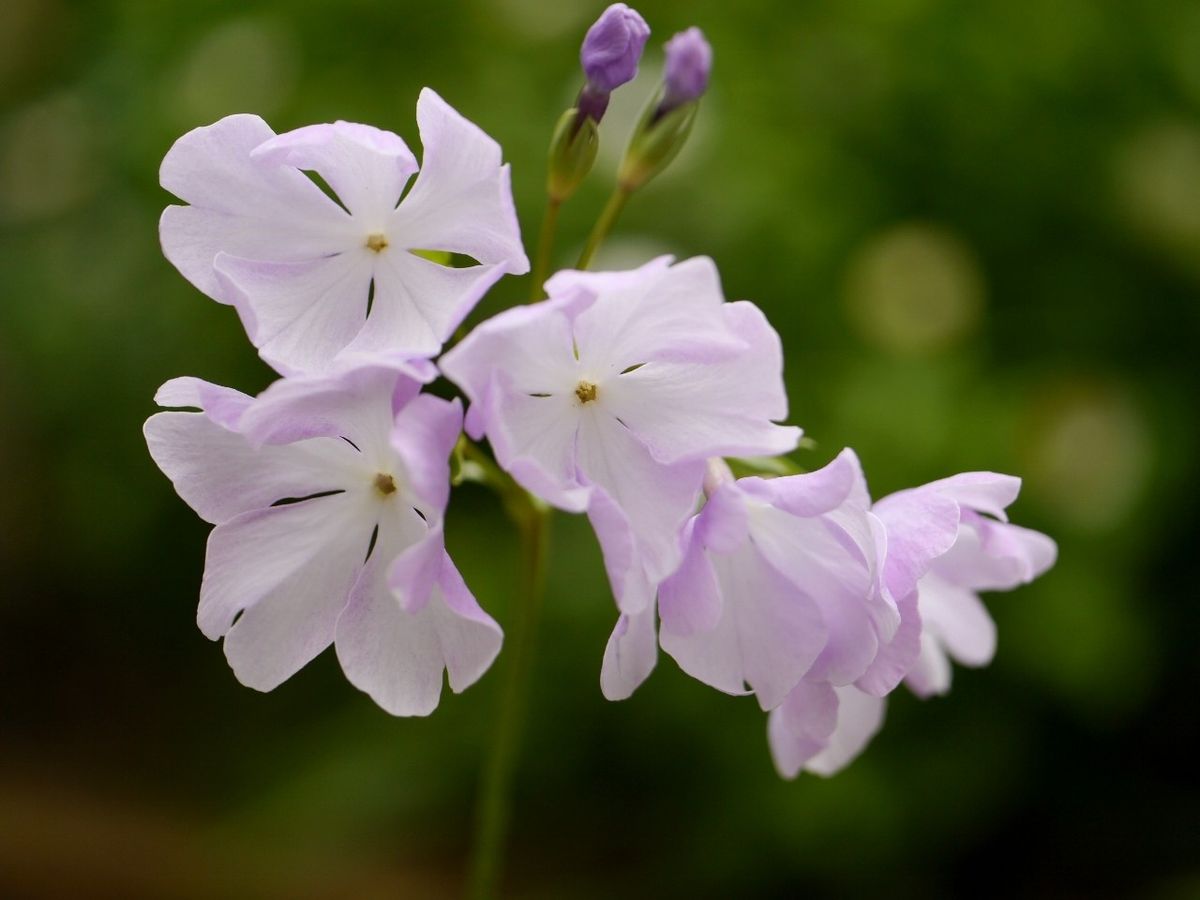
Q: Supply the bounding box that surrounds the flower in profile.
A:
[661,27,712,112]
[767,470,1057,778]
[439,256,799,696]
[143,361,502,715]
[160,89,528,374]
[659,452,895,711]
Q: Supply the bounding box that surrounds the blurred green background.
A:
[2,0,1198,897]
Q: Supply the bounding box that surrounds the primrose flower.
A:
[159,89,528,374]
[658,452,895,711]
[143,362,502,715]
[440,256,799,696]
[767,469,1056,778]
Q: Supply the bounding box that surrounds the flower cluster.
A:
[146,5,1054,776]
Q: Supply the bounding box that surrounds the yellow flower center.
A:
[575,381,598,404]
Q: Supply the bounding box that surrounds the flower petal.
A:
[213,251,375,375]
[805,687,887,777]
[919,573,997,668]
[916,471,1022,521]
[872,482,962,602]
[152,376,253,427]
[341,251,510,360]
[238,363,434,464]
[904,632,954,697]
[601,300,799,464]
[159,114,352,298]
[747,503,878,685]
[336,517,502,716]
[855,587,922,697]
[391,89,528,272]
[657,523,723,636]
[145,410,356,525]
[737,448,864,518]
[562,256,744,373]
[389,395,462,517]
[767,680,838,779]
[199,492,373,675]
[937,514,1058,591]
[600,600,658,701]
[251,121,418,225]
[661,540,827,710]
[576,410,702,603]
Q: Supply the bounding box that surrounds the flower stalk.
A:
[463,440,551,900]
[575,184,631,270]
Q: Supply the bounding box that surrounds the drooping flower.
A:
[159,89,529,374]
[143,361,502,715]
[439,256,800,696]
[767,469,1057,778]
[658,452,897,712]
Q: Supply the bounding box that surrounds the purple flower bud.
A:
[580,3,651,93]
[662,27,712,108]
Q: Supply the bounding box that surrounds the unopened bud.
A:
[615,27,712,192]
[581,4,651,95]
[661,27,712,114]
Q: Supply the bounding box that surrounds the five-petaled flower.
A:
[160,89,529,374]
[143,361,502,715]
[440,256,800,697]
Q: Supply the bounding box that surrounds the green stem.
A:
[466,488,550,900]
[529,197,561,302]
[575,185,631,270]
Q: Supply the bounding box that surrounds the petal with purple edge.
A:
[872,482,961,602]
[389,395,462,517]
[336,515,502,716]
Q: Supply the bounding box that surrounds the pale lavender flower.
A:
[661,27,712,111]
[658,451,897,711]
[143,361,502,716]
[159,89,528,374]
[439,256,799,697]
[768,469,1056,778]
[581,3,650,93]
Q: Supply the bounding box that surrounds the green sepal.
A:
[547,109,600,203]
[617,92,699,191]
